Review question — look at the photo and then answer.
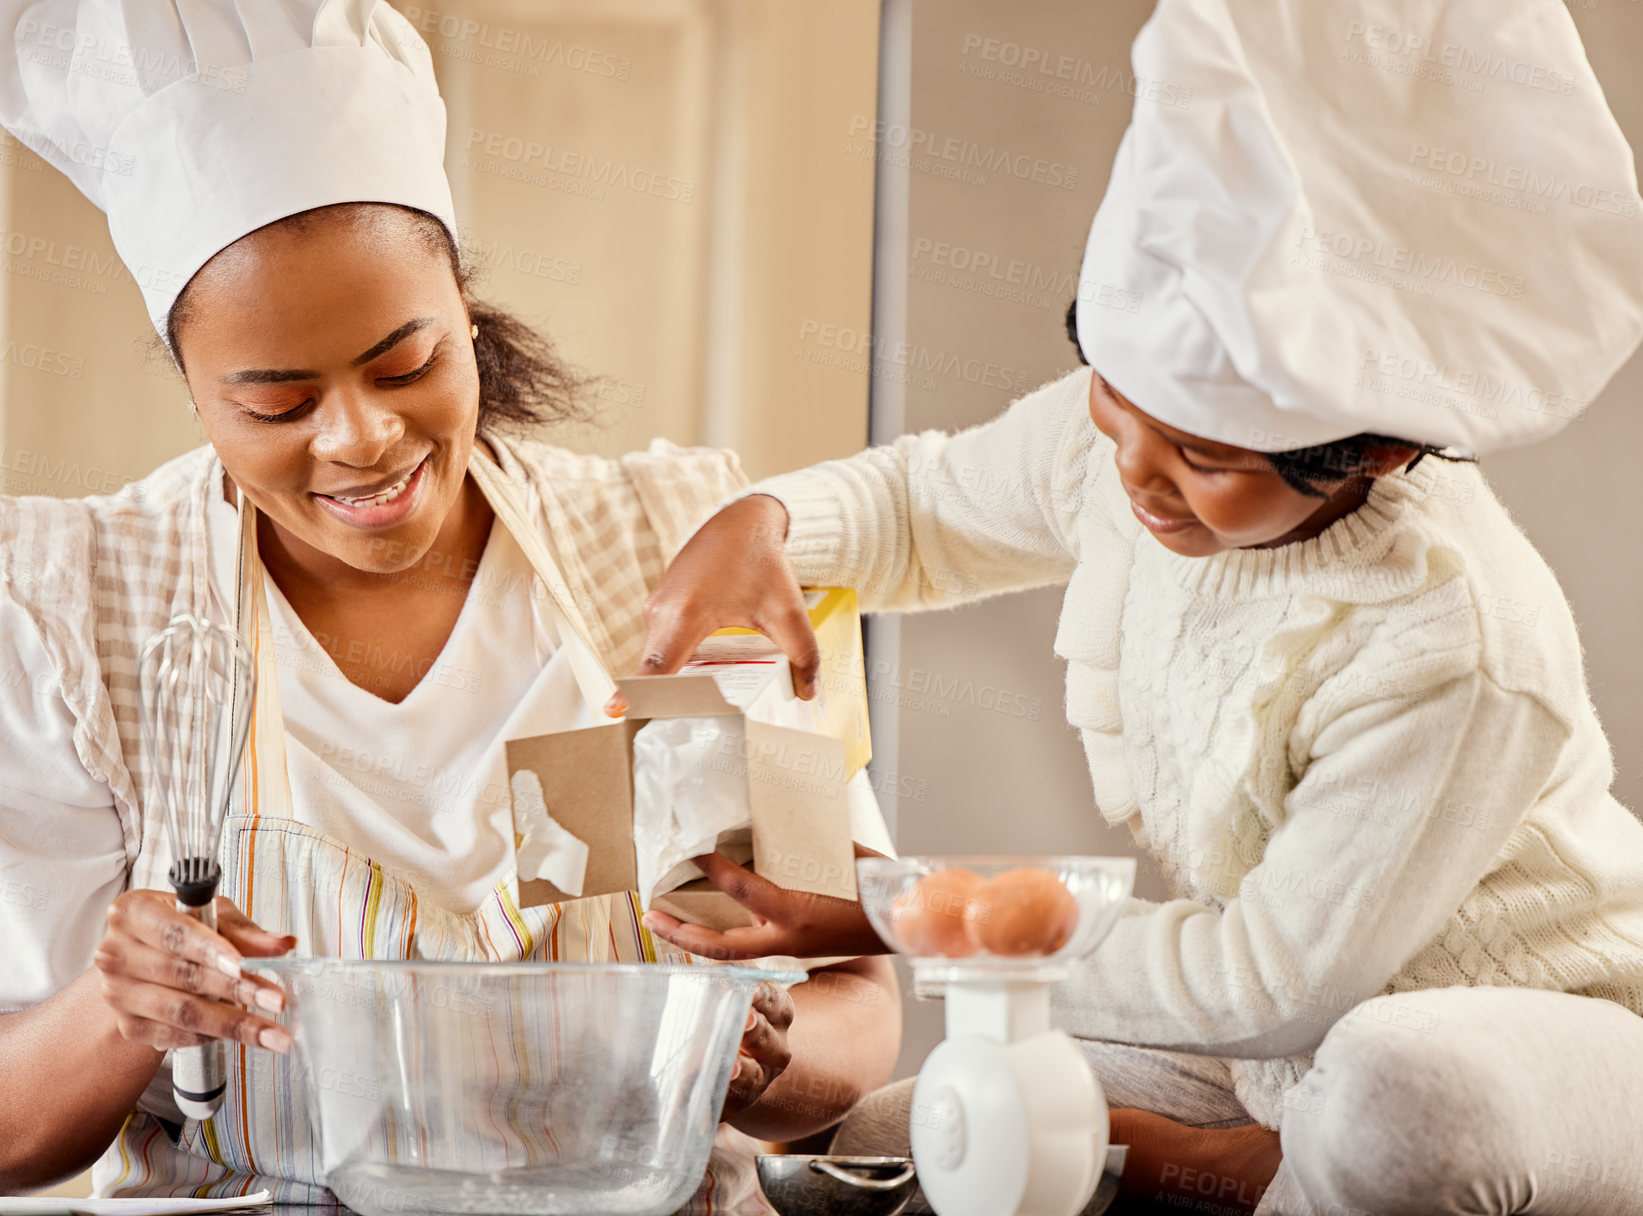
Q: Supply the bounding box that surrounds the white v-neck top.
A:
[208,494,599,912]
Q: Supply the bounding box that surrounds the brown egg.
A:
[889,869,985,957]
[964,867,1080,956]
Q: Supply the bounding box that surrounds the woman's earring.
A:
[189,401,198,416]
[470,323,479,341]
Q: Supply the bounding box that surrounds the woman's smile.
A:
[314,454,431,530]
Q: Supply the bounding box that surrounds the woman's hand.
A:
[643,850,891,962]
[605,494,818,716]
[93,891,297,1054]
[719,980,794,1125]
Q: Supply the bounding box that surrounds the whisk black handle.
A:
[169,859,226,1120]
[170,857,222,908]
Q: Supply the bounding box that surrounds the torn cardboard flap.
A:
[506,718,640,908]
[506,588,872,928]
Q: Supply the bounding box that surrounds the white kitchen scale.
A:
[858,856,1136,1216]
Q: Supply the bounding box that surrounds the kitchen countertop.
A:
[226,1178,1125,1216]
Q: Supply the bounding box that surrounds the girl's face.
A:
[1087,372,1412,557]
[172,208,480,576]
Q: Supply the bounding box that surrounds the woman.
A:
[632,2,1643,1214]
[0,0,897,1203]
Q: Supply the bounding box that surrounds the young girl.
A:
[634,1,1643,1212]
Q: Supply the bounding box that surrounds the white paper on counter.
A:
[0,1191,271,1215]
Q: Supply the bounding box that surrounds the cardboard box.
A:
[506,589,872,929]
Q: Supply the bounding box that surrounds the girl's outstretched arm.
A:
[628,370,1095,692]
[752,371,1090,613]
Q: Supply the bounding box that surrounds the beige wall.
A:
[0,0,877,494]
[1484,0,1643,811]
[0,134,198,495]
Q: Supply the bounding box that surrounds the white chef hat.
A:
[0,0,456,340]
[1077,0,1643,455]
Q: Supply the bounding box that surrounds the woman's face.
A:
[1087,372,1410,557]
[173,208,480,575]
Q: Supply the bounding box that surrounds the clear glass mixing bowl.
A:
[252,959,801,1216]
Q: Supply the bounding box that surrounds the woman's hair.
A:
[166,203,590,431]
[1065,297,1459,497]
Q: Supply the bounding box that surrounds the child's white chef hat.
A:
[1076,0,1643,455]
[0,0,456,341]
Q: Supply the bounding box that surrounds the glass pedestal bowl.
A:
[855,858,1136,1216]
[856,856,1136,983]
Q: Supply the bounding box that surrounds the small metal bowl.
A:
[757,1155,919,1216]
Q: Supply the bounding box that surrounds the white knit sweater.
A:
[754,368,1643,1127]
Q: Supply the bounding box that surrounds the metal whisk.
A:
[137,613,256,1120]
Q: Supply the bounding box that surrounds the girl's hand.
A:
[93,891,297,1054]
[606,494,818,716]
[719,980,794,1125]
[643,850,891,962]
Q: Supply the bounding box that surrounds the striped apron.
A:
[92,451,773,1212]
